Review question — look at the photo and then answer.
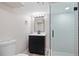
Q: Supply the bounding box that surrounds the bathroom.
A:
[0,2,78,56]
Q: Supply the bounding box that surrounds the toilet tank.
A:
[0,39,16,56]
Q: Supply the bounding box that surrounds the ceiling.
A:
[0,2,49,15]
[13,2,49,15]
[0,2,24,8]
[13,2,78,15]
[0,2,25,12]
[0,2,77,15]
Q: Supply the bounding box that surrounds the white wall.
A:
[16,3,50,55]
[0,8,29,53]
[0,2,50,54]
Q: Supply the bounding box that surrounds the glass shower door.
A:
[50,2,78,56]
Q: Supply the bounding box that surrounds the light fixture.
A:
[32,12,45,17]
[65,7,70,10]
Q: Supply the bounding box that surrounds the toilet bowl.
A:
[0,39,16,56]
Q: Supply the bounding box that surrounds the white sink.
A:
[29,33,46,36]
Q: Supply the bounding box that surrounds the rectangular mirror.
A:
[34,16,45,33]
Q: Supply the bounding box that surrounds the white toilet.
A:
[0,39,16,56]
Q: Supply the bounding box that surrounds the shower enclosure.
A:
[49,2,78,56]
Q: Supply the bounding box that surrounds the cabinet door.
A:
[29,36,45,55]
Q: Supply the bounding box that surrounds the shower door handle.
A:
[52,30,54,37]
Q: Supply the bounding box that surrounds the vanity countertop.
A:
[29,33,46,36]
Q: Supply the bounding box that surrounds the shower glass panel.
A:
[50,2,78,56]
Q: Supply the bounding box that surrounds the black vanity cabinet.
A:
[29,35,45,55]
